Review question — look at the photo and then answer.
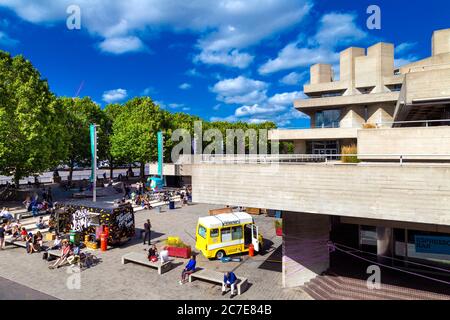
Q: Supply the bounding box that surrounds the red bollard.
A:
[249,244,254,257]
[100,233,107,252]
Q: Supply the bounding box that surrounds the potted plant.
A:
[165,238,192,258]
[275,220,282,236]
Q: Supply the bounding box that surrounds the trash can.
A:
[69,230,80,246]
[169,201,175,210]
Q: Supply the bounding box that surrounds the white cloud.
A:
[312,13,367,48]
[279,71,307,85]
[259,12,368,75]
[102,88,128,103]
[211,76,268,105]
[395,42,417,55]
[194,49,254,69]
[0,0,312,59]
[98,36,147,54]
[235,103,285,117]
[268,91,305,106]
[141,86,157,96]
[179,83,192,90]
[0,31,19,46]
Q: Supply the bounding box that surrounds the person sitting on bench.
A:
[36,216,46,230]
[222,271,238,298]
[159,246,169,264]
[179,255,196,285]
[148,244,158,262]
[49,240,72,269]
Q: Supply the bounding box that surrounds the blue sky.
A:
[0,0,449,128]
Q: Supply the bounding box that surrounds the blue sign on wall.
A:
[415,235,450,255]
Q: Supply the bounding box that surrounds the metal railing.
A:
[376,119,450,128]
[200,153,450,165]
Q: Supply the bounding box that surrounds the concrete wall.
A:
[192,163,450,226]
[432,28,450,56]
[357,126,450,160]
[283,212,330,287]
[269,127,358,141]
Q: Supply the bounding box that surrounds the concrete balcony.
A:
[269,127,358,141]
[295,92,400,110]
[192,162,450,226]
[357,126,450,161]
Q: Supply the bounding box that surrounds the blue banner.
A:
[415,235,450,255]
[89,124,96,183]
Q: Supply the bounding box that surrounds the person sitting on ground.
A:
[222,271,238,298]
[159,246,169,264]
[147,244,158,262]
[49,240,72,269]
[179,255,196,285]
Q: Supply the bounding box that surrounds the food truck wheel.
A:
[215,250,225,260]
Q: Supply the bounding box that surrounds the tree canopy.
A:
[0,51,67,185]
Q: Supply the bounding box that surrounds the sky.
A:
[0,0,449,128]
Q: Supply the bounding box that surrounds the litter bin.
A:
[69,230,80,246]
[169,201,175,210]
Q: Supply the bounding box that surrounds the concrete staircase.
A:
[302,272,450,300]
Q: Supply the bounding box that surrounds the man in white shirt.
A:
[160,246,169,263]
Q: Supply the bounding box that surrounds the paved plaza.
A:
[0,201,311,300]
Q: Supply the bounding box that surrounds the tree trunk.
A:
[109,157,114,180]
[140,162,145,181]
[13,170,20,188]
[68,160,74,183]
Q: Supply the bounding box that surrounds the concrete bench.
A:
[5,238,28,248]
[188,269,249,295]
[121,252,173,275]
[47,249,62,259]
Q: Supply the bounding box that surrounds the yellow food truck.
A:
[195,212,264,259]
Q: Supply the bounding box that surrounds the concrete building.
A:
[191,29,450,297]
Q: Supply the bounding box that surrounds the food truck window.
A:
[232,226,243,240]
[198,225,207,239]
[221,227,232,242]
[210,228,219,238]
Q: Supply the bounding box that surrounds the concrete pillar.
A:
[376,226,393,259]
[293,140,306,154]
[282,212,330,288]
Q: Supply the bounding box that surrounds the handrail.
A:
[377,119,450,127]
[200,153,450,165]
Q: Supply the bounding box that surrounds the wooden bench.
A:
[188,269,249,295]
[121,252,173,275]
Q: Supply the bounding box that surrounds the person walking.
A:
[222,271,238,298]
[0,224,5,250]
[143,219,152,245]
[47,187,53,203]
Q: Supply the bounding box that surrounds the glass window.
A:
[231,226,242,240]
[221,227,232,242]
[315,109,341,128]
[198,225,207,239]
[210,228,219,238]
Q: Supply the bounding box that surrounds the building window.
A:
[231,226,243,240]
[315,109,341,128]
[221,227,232,242]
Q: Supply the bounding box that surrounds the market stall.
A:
[55,200,135,246]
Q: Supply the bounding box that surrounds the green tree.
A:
[103,103,125,179]
[110,97,170,179]
[0,51,68,186]
[59,96,106,182]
